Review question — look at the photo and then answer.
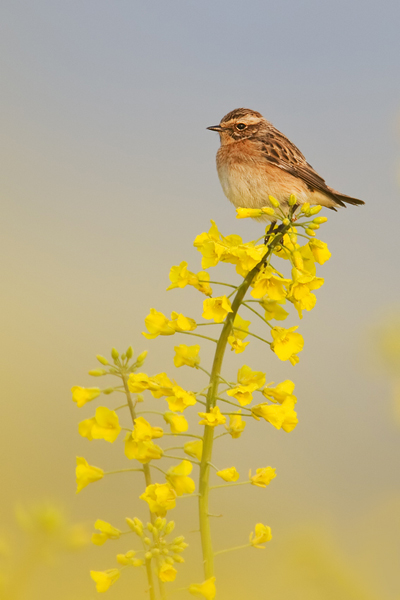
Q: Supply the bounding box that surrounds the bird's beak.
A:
[207,125,223,132]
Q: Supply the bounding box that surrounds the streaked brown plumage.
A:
[207,108,364,218]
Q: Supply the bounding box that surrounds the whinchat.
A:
[207,108,364,218]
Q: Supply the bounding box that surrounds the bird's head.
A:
[207,108,267,145]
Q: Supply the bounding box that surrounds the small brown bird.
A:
[207,108,364,218]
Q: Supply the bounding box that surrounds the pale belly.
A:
[216,160,311,213]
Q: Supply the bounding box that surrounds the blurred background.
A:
[1,1,399,598]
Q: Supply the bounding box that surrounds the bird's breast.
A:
[215,142,309,210]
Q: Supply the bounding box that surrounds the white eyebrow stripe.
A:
[222,117,263,127]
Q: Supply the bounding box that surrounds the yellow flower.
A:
[184,440,203,460]
[262,380,296,404]
[131,417,163,441]
[250,467,277,487]
[227,335,249,353]
[159,562,177,582]
[166,386,197,412]
[167,261,192,290]
[140,483,176,516]
[166,460,196,496]
[226,365,266,406]
[252,397,298,432]
[124,417,163,462]
[202,296,233,323]
[164,412,189,434]
[189,577,216,600]
[167,261,212,296]
[174,344,200,368]
[198,406,226,427]
[249,523,272,548]
[128,372,152,392]
[148,372,175,398]
[193,221,226,268]
[71,386,101,408]
[261,299,289,321]
[232,314,251,340]
[308,239,331,264]
[270,326,304,361]
[192,271,213,296]
[76,457,104,493]
[237,365,266,388]
[231,244,267,277]
[217,467,239,482]
[143,309,176,339]
[91,520,121,546]
[251,266,290,301]
[226,384,255,406]
[225,412,246,438]
[90,569,120,592]
[236,206,274,219]
[193,220,266,276]
[78,407,121,443]
[169,311,197,332]
[288,269,324,318]
[124,437,163,463]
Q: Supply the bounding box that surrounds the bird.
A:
[207,108,364,219]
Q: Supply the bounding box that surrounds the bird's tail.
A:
[329,188,365,207]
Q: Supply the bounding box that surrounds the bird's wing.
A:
[259,126,346,206]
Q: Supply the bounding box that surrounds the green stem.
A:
[214,543,251,556]
[210,480,250,490]
[121,373,164,600]
[198,225,290,579]
[178,331,218,343]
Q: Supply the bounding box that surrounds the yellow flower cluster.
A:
[194,220,268,276]
[72,203,332,596]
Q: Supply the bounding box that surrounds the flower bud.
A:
[126,517,143,536]
[145,552,152,561]
[301,202,310,214]
[144,537,152,546]
[171,545,184,553]
[102,387,114,395]
[313,216,328,224]
[173,555,185,563]
[261,206,275,216]
[268,195,280,208]
[121,353,126,360]
[152,548,160,556]
[126,346,133,360]
[88,369,107,377]
[136,394,144,403]
[133,558,144,567]
[289,194,297,206]
[308,205,322,215]
[282,218,290,226]
[173,536,185,545]
[154,517,163,529]
[136,350,148,366]
[162,548,169,555]
[165,557,174,565]
[307,223,319,230]
[111,348,119,361]
[147,523,154,533]
[305,228,316,236]
[96,355,109,366]
[165,521,175,535]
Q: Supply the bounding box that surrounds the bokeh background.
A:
[1,1,399,598]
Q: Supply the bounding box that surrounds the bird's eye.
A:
[236,123,247,130]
